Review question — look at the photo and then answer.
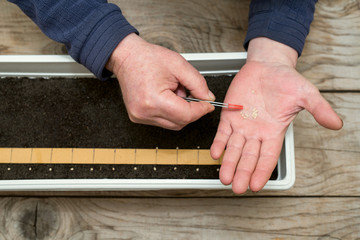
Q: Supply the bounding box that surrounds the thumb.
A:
[172,57,216,101]
[303,88,343,130]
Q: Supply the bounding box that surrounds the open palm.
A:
[210,61,342,194]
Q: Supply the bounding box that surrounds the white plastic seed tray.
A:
[0,53,295,191]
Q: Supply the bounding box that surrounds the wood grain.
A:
[0,2,66,55]
[294,92,360,153]
[111,0,249,53]
[0,197,359,239]
[298,0,360,91]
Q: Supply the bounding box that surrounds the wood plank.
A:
[286,147,360,196]
[111,0,248,53]
[298,0,360,91]
[294,93,360,153]
[0,197,359,239]
[0,2,66,55]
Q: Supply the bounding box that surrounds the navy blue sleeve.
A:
[244,0,317,56]
[8,0,138,80]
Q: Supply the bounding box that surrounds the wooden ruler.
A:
[0,148,222,165]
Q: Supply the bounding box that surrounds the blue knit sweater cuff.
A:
[77,5,138,80]
[244,1,316,57]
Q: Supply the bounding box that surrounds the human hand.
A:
[106,33,215,130]
[210,38,343,194]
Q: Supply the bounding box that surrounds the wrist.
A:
[246,37,298,68]
[105,33,144,74]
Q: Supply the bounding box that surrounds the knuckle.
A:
[171,52,185,63]
[241,151,259,161]
[140,96,156,111]
[218,127,231,137]
[212,138,227,146]
[237,167,253,177]
[128,111,141,123]
[127,96,157,123]
[172,125,184,131]
[163,123,183,131]
[226,144,242,151]
[177,114,192,126]
[128,107,146,123]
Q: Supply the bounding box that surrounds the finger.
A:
[172,57,215,101]
[219,132,246,185]
[232,139,261,194]
[210,119,232,160]
[249,137,284,192]
[303,88,343,130]
[158,91,215,125]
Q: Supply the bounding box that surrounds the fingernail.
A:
[208,91,216,101]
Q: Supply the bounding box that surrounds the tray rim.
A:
[0,52,247,77]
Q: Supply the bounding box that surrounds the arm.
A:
[210,0,343,194]
[9,0,215,129]
[8,0,138,80]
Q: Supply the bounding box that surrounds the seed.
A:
[241,112,249,119]
[251,108,258,119]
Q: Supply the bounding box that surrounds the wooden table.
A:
[0,0,359,238]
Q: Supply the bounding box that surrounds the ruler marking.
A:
[176,147,178,165]
[50,148,53,164]
[30,148,33,163]
[113,149,116,164]
[71,148,74,164]
[155,147,158,165]
[10,148,13,163]
[92,148,95,164]
[197,146,200,165]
